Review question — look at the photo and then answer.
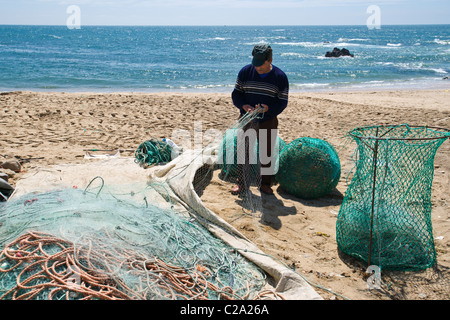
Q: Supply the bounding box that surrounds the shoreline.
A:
[1,76,448,95]
[1,84,449,95]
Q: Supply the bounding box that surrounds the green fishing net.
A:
[275,137,341,199]
[135,139,172,167]
[218,125,287,181]
[336,124,450,270]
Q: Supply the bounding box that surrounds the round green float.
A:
[276,137,341,199]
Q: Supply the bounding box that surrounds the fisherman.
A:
[231,44,289,195]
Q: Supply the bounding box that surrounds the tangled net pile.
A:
[134,138,173,167]
[337,124,450,270]
[0,184,268,300]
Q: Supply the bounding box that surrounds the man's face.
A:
[255,59,272,74]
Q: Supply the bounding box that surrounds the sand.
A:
[1,89,449,300]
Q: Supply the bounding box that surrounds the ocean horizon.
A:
[1,24,449,93]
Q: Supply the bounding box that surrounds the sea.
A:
[0,24,449,93]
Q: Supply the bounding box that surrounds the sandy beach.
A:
[1,88,449,300]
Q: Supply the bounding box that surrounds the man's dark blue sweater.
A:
[231,64,289,123]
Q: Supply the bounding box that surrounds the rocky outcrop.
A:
[325,47,354,58]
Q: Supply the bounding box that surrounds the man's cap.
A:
[252,44,271,67]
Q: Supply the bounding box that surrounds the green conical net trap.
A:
[336,124,450,271]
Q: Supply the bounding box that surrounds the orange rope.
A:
[0,232,133,300]
[0,231,259,300]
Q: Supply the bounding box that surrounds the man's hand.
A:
[242,104,255,113]
[256,104,269,113]
[243,104,268,113]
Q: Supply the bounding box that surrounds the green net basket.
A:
[336,124,450,270]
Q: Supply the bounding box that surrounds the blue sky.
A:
[0,0,449,26]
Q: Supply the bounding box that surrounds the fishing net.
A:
[0,185,265,300]
[336,124,450,271]
[215,111,287,215]
[0,109,322,300]
[275,137,341,199]
[218,127,287,181]
[135,138,173,167]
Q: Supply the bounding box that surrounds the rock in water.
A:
[325,47,354,58]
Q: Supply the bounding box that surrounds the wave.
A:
[3,48,38,54]
[332,42,357,47]
[430,68,448,74]
[434,38,450,45]
[280,52,310,58]
[276,41,326,48]
[276,41,403,50]
[376,62,448,74]
[197,37,230,41]
[337,38,370,42]
[291,82,331,90]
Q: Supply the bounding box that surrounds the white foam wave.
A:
[272,40,394,49]
[281,52,309,58]
[337,38,370,42]
[362,80,385,84]
[198,37,230,41]
[333,42,356,47]
[376,62,448,74]
[430,68,448,74]
[434,38,450,45]
[292,82,330,89]
[276,41,325,48]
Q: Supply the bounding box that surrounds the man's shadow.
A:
[234,188,298,230]
[258,185,344,230]
[275,185,344,208]
[260,192,298,230]
[233,182,345,230]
